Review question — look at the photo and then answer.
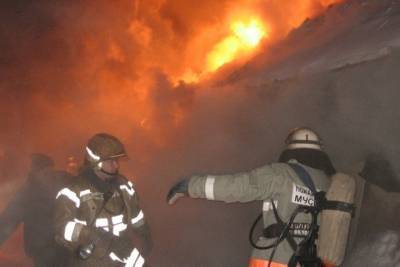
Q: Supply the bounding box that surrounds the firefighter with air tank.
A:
[167,127,355,267]
[54,133,152,267]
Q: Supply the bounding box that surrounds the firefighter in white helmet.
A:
[167,127,353,267]
[54,133,152,267]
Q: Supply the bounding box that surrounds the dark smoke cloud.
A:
[1,0,400,266]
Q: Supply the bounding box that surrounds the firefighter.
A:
[0,153,72,266]
[67,156,79,176]
[54,133,152,267]
[167,127,345,267]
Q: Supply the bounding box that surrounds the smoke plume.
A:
[1,0,400,266]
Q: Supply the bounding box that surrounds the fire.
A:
[90,1,346,140]
[21,0,346,150]
[232,20,267,47]
[126,0,345,140]
[321,0,343,6]
[174,0,344,83]
[206,18,268,72]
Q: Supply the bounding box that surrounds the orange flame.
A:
[0,0,349,163]
[206,17,268,72]
[131,0,345,143]
[59,0,346,147]
[173,0,343,84]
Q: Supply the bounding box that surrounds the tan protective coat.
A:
[188,160,332,264]
[317,173,356,266]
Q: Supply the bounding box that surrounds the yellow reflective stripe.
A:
[109,252,124,263]
[120,184,135,196]
[113,223,128,236]
[56,188,80,208]
[131,210,144,225]
[86,146,100,161]
[95,218,108,227]
[112,214,123,224]
[205,176,215,200]
[248,258,287,267]
[79,189,91,197]
[64,221,76,242]
[134,256,145,267]
[109,248,145,267]
[74,218,87,225]
[64,218,86,242]
[126,248,140,267]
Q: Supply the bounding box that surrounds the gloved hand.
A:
[78,243,95,260]
[78,227,114,260]
[166,179,189,205]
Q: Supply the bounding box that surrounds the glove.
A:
[78,228,114,260]
[78,243,95,260]
[166,179,189,205]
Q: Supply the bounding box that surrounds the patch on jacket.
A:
[291,183,314,207]
[289,222,311,237]
[81,192,103,202]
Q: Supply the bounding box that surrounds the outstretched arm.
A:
[168,164,284,204]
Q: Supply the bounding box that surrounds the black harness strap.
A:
[271,200,298,252]
[288,163,317,194]
[323,200,355,216]
[289,163,355,215]
[287,163,322,267]
[250,163,355,267]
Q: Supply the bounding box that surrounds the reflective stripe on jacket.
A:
[249,258,287,267]
[249,258,335,267]
[188,160,331,265]
[54,170,147,266]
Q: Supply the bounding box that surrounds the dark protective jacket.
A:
[0,168,72,266]
[188,159,331,265]
[54,169,150,267]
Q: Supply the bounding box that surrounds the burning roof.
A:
[1,0,400,266]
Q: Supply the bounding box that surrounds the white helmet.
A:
[285,127,322,150]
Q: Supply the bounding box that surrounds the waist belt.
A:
[249,258,287,267]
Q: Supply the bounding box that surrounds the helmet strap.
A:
[95,161,118,177]
[100,168,119,176]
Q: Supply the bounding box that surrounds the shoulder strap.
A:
[288,163,317,194]
[289,164,356,217]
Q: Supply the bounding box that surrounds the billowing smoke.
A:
[0,0,344,163]
[1,0,400,266]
